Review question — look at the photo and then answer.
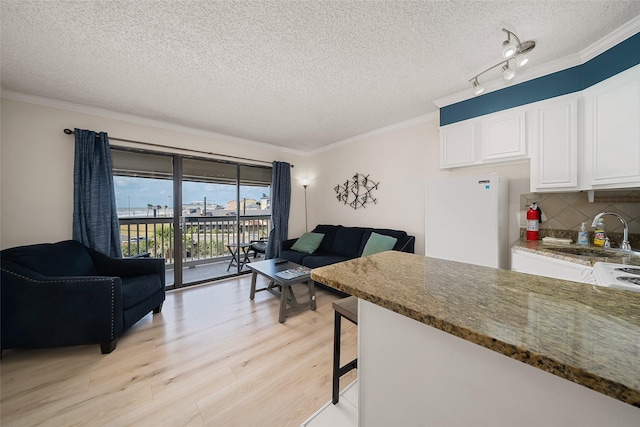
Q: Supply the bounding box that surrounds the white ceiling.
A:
[1,1,639,152]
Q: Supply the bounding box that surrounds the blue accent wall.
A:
[440,32,640,126]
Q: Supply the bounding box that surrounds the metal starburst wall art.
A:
[334,173,379,209]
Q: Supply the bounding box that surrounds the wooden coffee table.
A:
[247,258,316,323]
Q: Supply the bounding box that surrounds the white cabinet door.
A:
[482,109,527,161]
[439,120,477,168]
[530,96,579,192]
[440,108,527,169]
[584,65,640,189]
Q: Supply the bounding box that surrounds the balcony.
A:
[119,214,271,286]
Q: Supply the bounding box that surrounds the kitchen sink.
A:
[545,247,619,258]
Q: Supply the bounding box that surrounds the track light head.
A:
[502,41,516,58]
[502,63,516,81]
[515,53,529,67]
[501,29,516,58]
[471,78,485,95]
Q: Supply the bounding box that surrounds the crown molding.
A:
[0,89,307,156]
[580,14,640,62]
[308,110,439,156]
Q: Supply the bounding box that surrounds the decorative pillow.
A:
[361,232,397,257]
[291,232,325,254]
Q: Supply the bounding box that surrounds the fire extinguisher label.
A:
[527,220,539,231]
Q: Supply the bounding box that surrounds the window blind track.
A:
[62,128,293,167]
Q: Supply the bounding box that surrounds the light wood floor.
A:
[0,275,357,426]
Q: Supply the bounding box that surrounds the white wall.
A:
[0,96,529,255]
[0,97,307,249]
[306,115,529,255]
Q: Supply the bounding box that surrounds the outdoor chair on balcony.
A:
[250,237,268,258]
[0,240,165,356]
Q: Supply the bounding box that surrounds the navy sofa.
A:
[1,240,166,355]
[280,224,415,293]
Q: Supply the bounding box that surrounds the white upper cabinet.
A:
[439,119,477,168]
[482,109,527,161]
[584,65,640,189]
[440,109,527,169]
[529,95,580,192]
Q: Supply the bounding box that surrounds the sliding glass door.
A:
[112,148,271,289]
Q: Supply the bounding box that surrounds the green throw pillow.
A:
[362,232,397,257]
[291,232,325,254]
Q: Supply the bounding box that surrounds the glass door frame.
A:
[172,155,184,288]
[112,147,271,290]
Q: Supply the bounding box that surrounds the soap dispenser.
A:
[577,222,589,246]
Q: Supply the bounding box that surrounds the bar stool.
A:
[332,295,358,404]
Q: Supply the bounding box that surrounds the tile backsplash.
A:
[520,190,640,247]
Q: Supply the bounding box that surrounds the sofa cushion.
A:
[279,249,308,265]
[311,224,342,252]
[121,274,163,309]
[362,232,398,256]
[331,227,366,258]
[291,232,324,254]
[301,253,352,269]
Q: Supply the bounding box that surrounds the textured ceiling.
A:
[1,1,639,152]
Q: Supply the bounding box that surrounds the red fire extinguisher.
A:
[527,203,541,241]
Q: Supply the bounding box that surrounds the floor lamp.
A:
[302,179,309,232]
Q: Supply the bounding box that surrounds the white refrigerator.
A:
[425,173,509,269]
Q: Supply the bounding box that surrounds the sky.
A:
[114,176,269,208]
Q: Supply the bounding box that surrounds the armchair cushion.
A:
[122,275,163,309]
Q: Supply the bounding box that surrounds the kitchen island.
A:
[311,251,640,426]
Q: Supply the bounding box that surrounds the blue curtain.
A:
[72,128,123,257]
[265,161,291,259]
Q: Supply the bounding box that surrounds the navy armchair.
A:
[1,240,165,355]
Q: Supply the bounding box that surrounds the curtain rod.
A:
[63,128,293,167]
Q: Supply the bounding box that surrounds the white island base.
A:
[359,300,639,427]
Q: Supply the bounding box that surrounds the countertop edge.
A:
[311,266,640,408]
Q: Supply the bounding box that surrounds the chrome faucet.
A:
[591,212,632,251]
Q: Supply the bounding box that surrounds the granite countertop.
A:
[311,251,640,408]
[511,238,640,267]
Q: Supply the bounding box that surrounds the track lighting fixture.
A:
[501,32,516,59]
[469,28,536,96]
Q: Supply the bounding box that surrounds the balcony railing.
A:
[119,215,271,267]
